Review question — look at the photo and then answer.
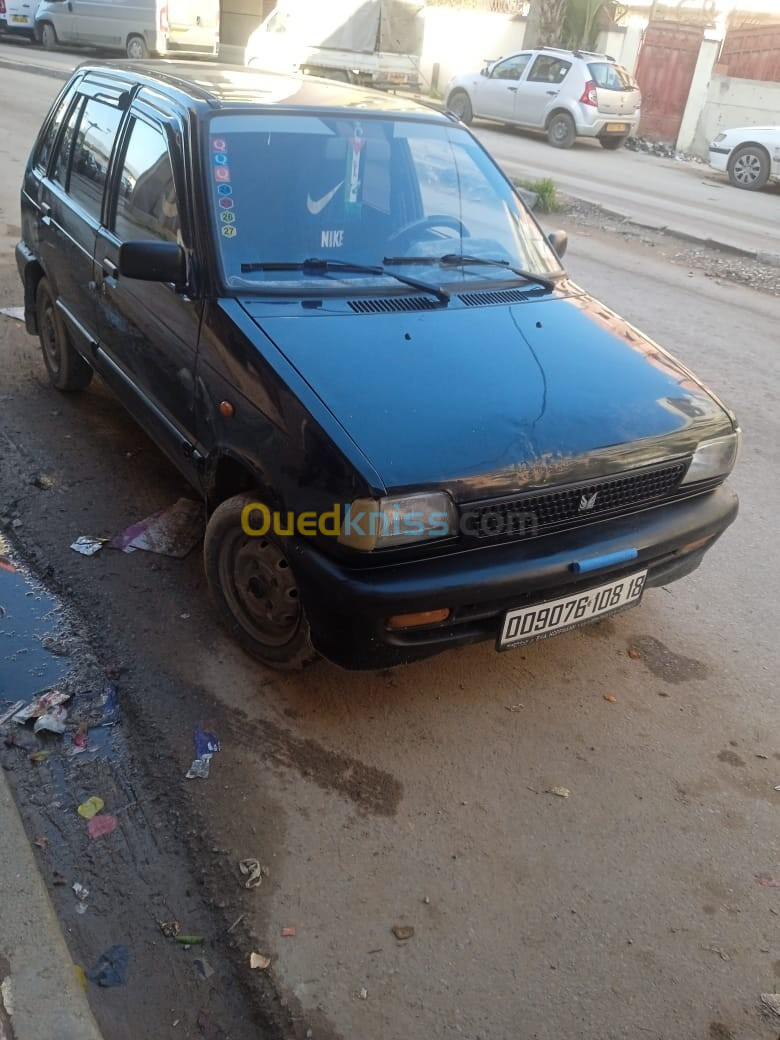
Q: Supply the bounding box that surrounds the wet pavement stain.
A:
[0,535,68,700]
[224,713,403,817]
[630,635,709,684]
[717,749,746,767]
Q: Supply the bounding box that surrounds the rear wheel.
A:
[126,34,149,59]
[40,22,57,50]
[35,279,93,392]
[447,90,473,125]
[547,111,577,149]
[599,135,627,150]
[204,492,318,671]
[727,144,770,190]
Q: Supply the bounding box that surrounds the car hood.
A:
[241,289,732,502]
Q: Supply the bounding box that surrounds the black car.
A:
[17,62,739,670]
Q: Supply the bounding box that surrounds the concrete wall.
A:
[219,0,276,62]
[419,8,527,93]
[689,72,780,155]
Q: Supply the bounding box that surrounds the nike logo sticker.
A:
[307,181,344,215]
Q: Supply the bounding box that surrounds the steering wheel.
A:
[387,214,470,252]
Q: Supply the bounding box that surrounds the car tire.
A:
[599,135,627,150]
[204,492,318,671]
[40,22,57,50]
[547,111,577,149]
[727,144,770,191]
[35,279,93,392]
[126,34,149,59]
[447,90,473,125]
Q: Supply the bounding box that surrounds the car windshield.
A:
[205,112,563,292]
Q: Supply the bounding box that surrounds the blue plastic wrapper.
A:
[97,685,121,727]
[88,944,130,987]
[194,726,220,758]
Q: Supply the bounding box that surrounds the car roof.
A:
[76,60,452,122]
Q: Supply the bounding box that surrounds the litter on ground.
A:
[249,952,271,971]
[108,498,203,557]
[88,945,130,987]
[70,536,105,557]
[77,796,105,819]
[87,814,118,840]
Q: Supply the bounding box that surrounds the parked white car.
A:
[708,126,780,190]
[2,0,42,38]
[445,47,641,149]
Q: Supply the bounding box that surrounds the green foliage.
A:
[514,176,560,213]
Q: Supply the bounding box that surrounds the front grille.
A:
[348,296,438,314]
[463,460,689,542]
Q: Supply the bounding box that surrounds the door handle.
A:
[507,86,518,92]
[68,1,73,10]
[40,201,52,226]
[102,258,118,280]
[546,90,559,96]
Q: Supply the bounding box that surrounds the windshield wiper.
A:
[383,253,556,293]
[240,258,450,305]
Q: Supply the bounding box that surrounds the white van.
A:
[34,0,219,59]
[3,0,43,39]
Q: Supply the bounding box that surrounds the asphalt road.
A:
[1,59,780,1040]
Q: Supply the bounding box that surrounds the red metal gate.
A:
[634,21,704,143]
[720,23,780,83]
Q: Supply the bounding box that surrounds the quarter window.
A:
[114,119,180,244]
[492,54,531,81]
[51,95,84,188]
[68,98,123,219]
[527,55,572,84]
[35,87,76,173]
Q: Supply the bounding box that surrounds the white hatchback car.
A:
[708,126,780,190]
[445,47,641,149]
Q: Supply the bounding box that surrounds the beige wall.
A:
[219,0,276,60]
[420,7,528,92]
[689,73,780,154]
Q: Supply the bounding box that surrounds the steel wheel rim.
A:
[450,94,467,119]
[41,302,62,376]
[734,153,760,185]
[127,38,146,58]
[219,531,301,647]
[551,119,569,143]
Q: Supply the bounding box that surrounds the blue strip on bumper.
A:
[570,548,638,574]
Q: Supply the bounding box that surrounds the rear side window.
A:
[588,62,637,90]
[113,118,180,244]
[35,86,76,172]
[68,97,123,220]
[527,55,571,84]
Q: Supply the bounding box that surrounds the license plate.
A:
[606,122,628,132]
[498,570,647,650]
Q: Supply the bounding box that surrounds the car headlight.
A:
[680,430,740,485]
[338,491,458,551]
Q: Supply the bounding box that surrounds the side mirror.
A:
[480,66,488,77]
[548,230,568,259]
[119,240,186,285]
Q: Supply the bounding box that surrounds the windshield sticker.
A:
[321,230,344,249]
[345,126,365,217]
[212,137,236,236]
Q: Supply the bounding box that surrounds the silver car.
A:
[445,47,641,150]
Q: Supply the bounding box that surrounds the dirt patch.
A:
[717,750,746,768]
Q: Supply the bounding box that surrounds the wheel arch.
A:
[21,256,47,335]
[204,450,281,515]
[729,140,771,163]
[544,105,577,130]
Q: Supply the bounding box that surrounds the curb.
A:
[0,768,104,1040]
[0,55,69,81]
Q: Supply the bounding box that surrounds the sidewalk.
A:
[0,768,104,1040]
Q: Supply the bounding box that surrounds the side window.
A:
[52,95,84,188]
[113,119,181,244]
[69,97,123,220]
[527,56,572,84]
[35,87,76,172]
[492,54,531,81]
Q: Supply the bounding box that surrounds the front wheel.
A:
[35,279,93,392]
[204,492,318,671]
[727,144,770,190]
[599,135,627,150]
[547,111,577,149]
[447,90,473,125]
[126,34,149,59]
[40,22,57,50]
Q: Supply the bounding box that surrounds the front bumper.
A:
[708,147,730,173]
[291,485,738,670]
